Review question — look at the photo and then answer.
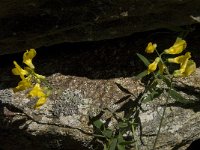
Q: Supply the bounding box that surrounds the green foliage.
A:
[92,117,135,150]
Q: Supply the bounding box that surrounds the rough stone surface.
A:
[1,0,200,55]
[0,68,200,149]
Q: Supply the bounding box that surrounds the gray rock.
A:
[0,0,200,55]
[0,68,200,149]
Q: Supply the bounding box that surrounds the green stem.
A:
[155,49,170,75]
[152,78,173,149]
[132,123,139,150]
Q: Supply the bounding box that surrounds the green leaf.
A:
[109,138,118,150]
[103,129,113,139]
[117,132,125,143]
[115,83,133,95]
[136,53,150,67]
[93,134,105,138]
[118,122,128,128]
[119,141,135,145]
[143,89,163,103]
[116,133,126,150]
[93,120,104,129]
[136,70,148,79]
[159,74,171,87]
[147,80,158,92]
[117,144,125,150]
[169,89,189,103]
[104,144,108,150]
[115,95,131,104]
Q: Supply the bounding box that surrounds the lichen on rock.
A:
[0,89,13,104]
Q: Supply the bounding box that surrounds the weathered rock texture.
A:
[1,0,200,55]
[1,67,200,150]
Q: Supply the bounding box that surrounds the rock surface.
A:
[0,68,200,150]
[1,0,200,55]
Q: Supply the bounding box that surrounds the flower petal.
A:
[164,38,187,54]
[29,83,46,97]
[147,57,160,74]
[23,49,36,69]
[183,60,196,76]
[34,97,47,109]
[179,52,191,73]
[13,79,32,92]
[168,55,185,64]
[168,52,191,73]
[173,60,196,77]
[145,42,157,53]
[12,61,28,79]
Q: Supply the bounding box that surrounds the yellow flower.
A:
[168,52,191,73]
[23,49,36,69]
[183,60,196,76]
[34,97,47,109]
[145,42,157,53]
[147,57,160,74]
[12,61,28,79]
[29,83,47,109]
[164,38,187,54]
[168,52,191,64]
[168,55,185,64]
[173,60,196,77]
[13,79,32,92]
[29,83,46,97]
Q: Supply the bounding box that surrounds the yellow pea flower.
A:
[145,42,157,53]
[29,83,46,97]
[12,61,28,79]
[183,60,196,76]
[164,38,187,54]
[23,49,36,69]
[13,79,32,92]
[34,97,47,109]
[29,84,47,109]
[179,54,191,73]
[168,52,191,74]
[168,52,191,64]
[173,60,196,77]
[168,55,185,64]
[147,57,160,74]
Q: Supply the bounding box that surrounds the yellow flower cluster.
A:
[145,38,196,77]
[12,49,48,109]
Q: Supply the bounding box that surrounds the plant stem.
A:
[152,78,172,149]
[132,123,139,150]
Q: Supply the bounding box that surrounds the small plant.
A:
[137,37,196,103]
[137,37,196,149]
[12,49,51,109]
[91,114,139,150]
[91,37,196,150]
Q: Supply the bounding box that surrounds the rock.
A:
[1,67,200,149]
[1,0,200,55]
